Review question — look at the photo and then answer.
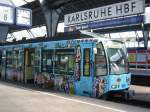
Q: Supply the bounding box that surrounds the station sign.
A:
[0,5,14,24]
[64,0,145,26]
[16,8,32,27]
[65,15,144,32]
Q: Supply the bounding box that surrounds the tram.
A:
[0,31,131,98]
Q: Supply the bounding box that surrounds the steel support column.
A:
[142,23,149,48]
[143,31,149,48]
[38,0,62,37]
[0,26,9,42]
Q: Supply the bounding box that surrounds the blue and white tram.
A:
[0,31,131,98]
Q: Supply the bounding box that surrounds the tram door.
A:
[0,51,2,78]
[75,44,94,96]
[94,43,108,96]
[34,48,41,75]
[19,49,25,83]
[1,50,6,80]
[24,49,35,84]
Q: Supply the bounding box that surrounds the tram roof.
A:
[1,31,112,46]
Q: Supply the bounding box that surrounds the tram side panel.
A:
[32,40,131,97]
[33,40,109,97]
[0,39,131,98]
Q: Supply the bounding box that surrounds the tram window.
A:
[26,52,34,66]
[54,49,75,75]
[95,43,107,76]
[6,51,12,68]
[42,50,53,73]
[30,53,34,66]
[83,48,90,76]
[6,51,19,69]
[0,52,2,65]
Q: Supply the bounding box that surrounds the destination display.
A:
[16,8,32,27]
[65,0,145,26]
[0,5,14,24]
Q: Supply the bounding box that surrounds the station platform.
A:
[130,85,150,102]
[0,81,150,112]
[1,80,150,103]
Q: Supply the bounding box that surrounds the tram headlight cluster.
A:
[111,85,117,89]
[111,78,121,89]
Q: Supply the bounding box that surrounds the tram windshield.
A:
[105,41,128,75]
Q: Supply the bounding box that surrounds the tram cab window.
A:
[42,50,53,73]
[95,43,107,76]
[54,49,75,75]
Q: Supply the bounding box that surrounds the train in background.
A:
[0,31,131,98]
[128,47,150,86]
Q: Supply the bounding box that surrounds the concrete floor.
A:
[0,81,149,112]
[130,85,150,102]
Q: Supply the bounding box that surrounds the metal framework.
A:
[9,0,150,31]
[7,0,150,47]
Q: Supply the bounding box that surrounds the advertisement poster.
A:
[137,54,146,62]
[128,54,136,62]
[0,6,14,24]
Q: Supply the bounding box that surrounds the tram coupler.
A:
[112,90,135,101]
[122,90,135,101]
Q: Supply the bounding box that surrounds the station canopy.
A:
[5,0,150,48]
[7,23,65,41]
[1,0,43,41]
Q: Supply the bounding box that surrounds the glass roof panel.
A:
[145,7,150,24]
[0,0,14,6]
[11,0,35,7]
[6,33,15,42]
[136,31,143,37]
[7,25,47,41]
[7,34,13,41]
[7,33,11,38]
[57,23,64,32]
[148,41,150,48]
[110,33,121,39]
[119,31,136,38]
[39,26,47,35]
[12,30,33,40]
[30,26,47,37]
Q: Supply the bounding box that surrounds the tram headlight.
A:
[111,85,117,89]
